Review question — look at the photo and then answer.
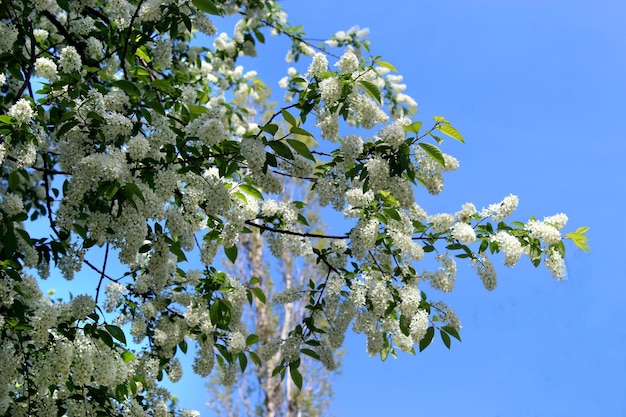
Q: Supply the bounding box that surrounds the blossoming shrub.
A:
[0,0,588,415]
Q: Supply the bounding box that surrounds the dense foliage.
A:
[0,0,588,415]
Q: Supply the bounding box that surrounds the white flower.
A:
[0,22,18,53]
[543,213,568,230]
[35,57,58,81]
[472,255,497,291]
[59,46,82,73]
[336,51,359,73]
[526,220,561,244]
[481,194,519,222]
[451,222,476,245]
[1,193,24,216]
[491,231,523,267]
[319,76,342,107]
[429,213,454,233]
[306,52,328,78]
[8,98,34,125]
[544,248,567,280]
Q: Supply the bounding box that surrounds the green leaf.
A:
[239,183,264,200]
[438,123,465,143]
[0,115,13,124]
[8,170,20,191]
[289,364,303,391]
[57,0,70,12]
[287,139,315,161]
[440,329,451,349]
[224,245,238,263]
[246,334,260,346]
[135,46,152,63]
[268,140,295,160]
[251,287,267,304]
[121,351,135,363]
[238,352,248,372]
[360,80,382,104]
[98,329,114,348]
[290,126,314,137]
[281,109,297,127]
[377,60,398,72]
[192,0,220,14]
[105,324,127,345]
[418,142,445,167]
[382,208,402,221]
[260,123,279,136]
[249,351,262,367]
[419,326,435,352]
[56,119,81,138]
[113,80,141,97]
[442,325,462,342]
[122,183,146,204]
[301,348,320,360]
[565,227,590,252]
[403,121,422,135]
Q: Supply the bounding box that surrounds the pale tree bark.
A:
[206,183,337,417]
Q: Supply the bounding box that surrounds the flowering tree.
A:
[0,0,589,415]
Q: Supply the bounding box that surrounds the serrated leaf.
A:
[360,80,382,103]
[135,46,151,63]
[105,324,127,345]
[382,208,402,221]
[377,60,398,72]
[565,228,590,252]
[268,140,295,160]
[290,126,313,137]
[260,123,279,136]
[287,139,315,161]
[418,142,445,167]
[281,109,297,127]
[113,80,141,97]
[239,183,264,200]
[419,326,435,352]
[438,123,464,143]
[192,0,220,15]
[224,245,238,263]
[402,121,422,134]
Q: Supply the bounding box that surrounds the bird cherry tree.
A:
[0,0,588,415]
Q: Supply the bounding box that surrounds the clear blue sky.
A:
[282,1,625,416]
[44,1,626,415]
[228,1,624,416]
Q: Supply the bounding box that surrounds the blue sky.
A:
[41,1,626,415]
[296,1,625,416]
[237,1,625,416]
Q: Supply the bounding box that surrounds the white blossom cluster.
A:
[0,1,585,414]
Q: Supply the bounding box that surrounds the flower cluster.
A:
[0,1,586,415]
